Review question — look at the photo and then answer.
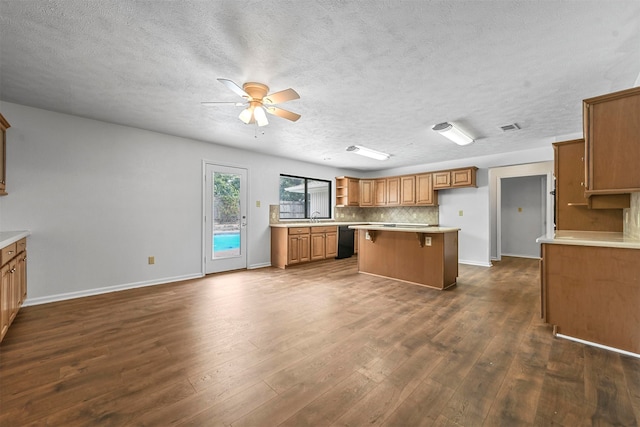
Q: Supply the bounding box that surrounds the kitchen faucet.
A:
[310,211,321,223]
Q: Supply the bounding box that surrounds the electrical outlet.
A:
[459,210,464,216]
[413,213,417,219]
[148,256,155,265]
[256,200,261,207]
[271,212,276,219]
[365,232,371,240]
[352,213,355,218]
[518,207,523,212]
[424,237,432,246]
[381,213,384,219]
[340,213,345,218]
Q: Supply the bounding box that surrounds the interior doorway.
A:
[204,163,248,274]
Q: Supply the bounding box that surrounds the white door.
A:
[205,163,248,274]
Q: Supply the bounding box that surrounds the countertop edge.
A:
[0,230,31,248]
[348,225,460,233]
[536,231,640,250]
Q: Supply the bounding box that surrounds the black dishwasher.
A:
[335,226,355,259]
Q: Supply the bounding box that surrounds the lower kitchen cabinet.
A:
[311,227,337,260]
[0,237,27,343]
[271,225,338,268]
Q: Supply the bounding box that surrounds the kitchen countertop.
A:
[270,221,368,228]
[536,230,640,249]
[0,230,31,248]
[348,224,459,233]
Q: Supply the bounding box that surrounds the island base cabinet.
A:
[541,243,640,354]
[357,230,458,289]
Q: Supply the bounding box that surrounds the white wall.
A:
[500,175,546,258]
[0,102,353,304]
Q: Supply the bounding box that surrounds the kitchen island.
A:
[348,224,459,290]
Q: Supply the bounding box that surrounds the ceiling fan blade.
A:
[265,106,301,122]
[263,88,300,105]
[217,78,250,98]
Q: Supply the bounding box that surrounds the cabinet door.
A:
[310,233,326,260]
[288,235,301,264]
[1,263,11,340]
[325,232,337,258]
[584,87,640,194]
[400,176,415,205]
[17,251,26,304]
[8,260,18,321]
[359,180,374,206]
[299,235,310,263]
[374,179,387,206]
[0,114,9,195]
[451,169,474,187]
[433,171,451,189]
[386,177,400,206]
[347,178,360,206]
[416,173,437,205]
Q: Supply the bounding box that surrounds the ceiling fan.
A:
[202,78,301,127]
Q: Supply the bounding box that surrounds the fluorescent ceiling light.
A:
[346,145,390,161]
[432,122,474,146]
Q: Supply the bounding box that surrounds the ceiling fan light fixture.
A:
[432,122,474,146]
[346,145,390,161]
[253,106,269,127]
[238,107,253,124]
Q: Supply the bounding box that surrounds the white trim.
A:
[248,262,271,269]
[500,253,542,260]
[459,259,493,267]
[489,161,554,261]
[23,273,203,306]
[555,333,640,360]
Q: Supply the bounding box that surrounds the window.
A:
[279,174,331,219]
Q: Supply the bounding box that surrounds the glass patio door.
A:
[205,163,248,274]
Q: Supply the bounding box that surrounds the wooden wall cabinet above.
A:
[553,139,624,232]
[433,167,477,189]
[335,176,360,207]
[583,86,640,196]
[0,113,10,196]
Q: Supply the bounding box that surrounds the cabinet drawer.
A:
[288,227,310,235]
[1,243,17,265]
[311,226,337,234]
[16,238,27,253]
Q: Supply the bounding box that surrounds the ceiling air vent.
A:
[499,123,521,132]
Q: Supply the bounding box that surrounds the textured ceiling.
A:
[1,1,639,171]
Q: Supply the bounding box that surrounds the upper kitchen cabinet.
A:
[583,87,640,196]
[433,167,478,189]
[416,173,438,206]
[0,114,9,196]
[335,176,359,207]
[553,139,623,232]
[400,175,416,205]
[386,177,400,206]
[359,179,374,207]
[374,179,387,206]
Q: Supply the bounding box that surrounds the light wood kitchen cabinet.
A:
[310,226,337,260]
[433,167,478,189]
[335,176,360,207]
[400,176,415,205]
[433,171,451,189]
[415,173,437,206]
[359,179,374,207]
[374,179,387,206]
[584,86,640,196]
[0,238,27,343]
[0,114,10,196]
[272,225,338,268]
[386,177,400,206]
[553,139,623,231]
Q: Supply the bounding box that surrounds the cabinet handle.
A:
[580,182,584,187]
[7,250,13,255]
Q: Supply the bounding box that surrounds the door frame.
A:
[489,161,554,262]
[201,160,250,275]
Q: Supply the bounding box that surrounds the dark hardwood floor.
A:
[1,257,639,426]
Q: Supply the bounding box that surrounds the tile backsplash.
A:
[269,204,439,225]
[623,192,640,239]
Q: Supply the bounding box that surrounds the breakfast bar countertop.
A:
[348,224,459,233]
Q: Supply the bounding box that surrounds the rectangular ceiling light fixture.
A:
[432,122,474,146]
[346,145,390,161]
